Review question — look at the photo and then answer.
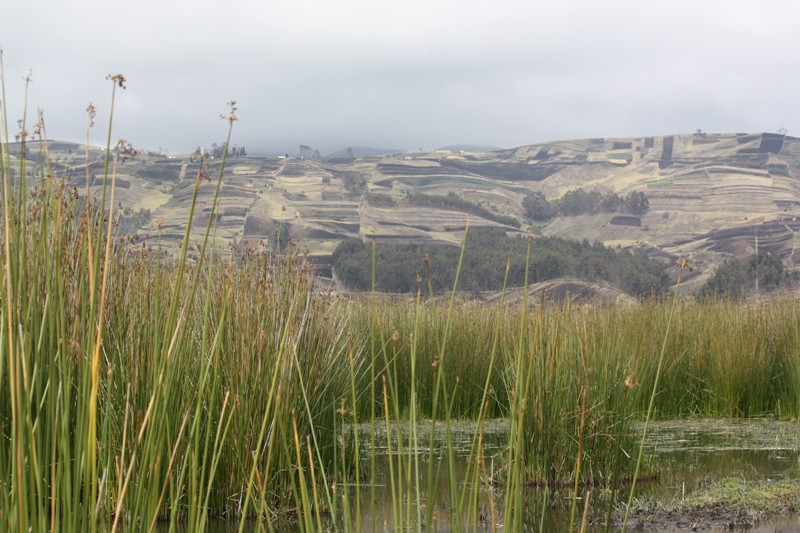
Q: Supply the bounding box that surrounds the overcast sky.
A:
[2,0,799,155]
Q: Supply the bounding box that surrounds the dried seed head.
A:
[107,73,127,89]
[200,162,211,182]
[33,109,45,138]
[624,370,636,390]
[86,102,96,128]
[115,140,140,163]
[15,118,28,141]
[221,100,238,123]
[336,398,349,416]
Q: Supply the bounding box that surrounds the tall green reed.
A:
[5,55,800,533]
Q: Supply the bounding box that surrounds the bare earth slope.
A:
[16,132,800,291]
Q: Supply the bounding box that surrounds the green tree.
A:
[332,228,669,297]
[557,189,602,216]
[599,192,623,212]
[750,252,783,289]
[624,191,649,215]
[699,252,783,299]
[522,191,556,221]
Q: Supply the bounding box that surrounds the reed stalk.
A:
[5,57,800,533]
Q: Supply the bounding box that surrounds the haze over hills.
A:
[11,131,800,294]
[328,146,405,157]
[436,144,505,152]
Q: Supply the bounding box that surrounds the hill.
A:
[11,132,800,295]
[327,146,404,157]
[436,144,505,152]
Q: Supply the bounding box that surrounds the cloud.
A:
[2,0,799,154]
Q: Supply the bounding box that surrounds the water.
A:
[645,419,800,497]
[193,418,800,531]
[349,419,509,531]
[629,419,800,533]
[348,418,800,532]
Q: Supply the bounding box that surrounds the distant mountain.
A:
[20,132,800,295]
[328,146,404,157]
[436,144,504,152]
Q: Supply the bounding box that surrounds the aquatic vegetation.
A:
[3,56,800,532]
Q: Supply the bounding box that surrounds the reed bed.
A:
[4,62,800,532]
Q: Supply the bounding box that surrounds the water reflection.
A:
[189,419,800,531]
[350,419,800,532]
[644,418,800,500]
[349,419,508,531]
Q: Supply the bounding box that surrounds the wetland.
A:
[4,70,800,533]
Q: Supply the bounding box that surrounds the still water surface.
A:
[196,418,800,531]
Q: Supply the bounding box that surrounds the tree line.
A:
[192,143,247,158]
[332,227,669,296]
[523,189,649,221]
[699,252,786,299]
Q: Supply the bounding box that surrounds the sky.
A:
[2,0,799,155]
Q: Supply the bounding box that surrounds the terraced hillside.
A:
[10,132,800,291]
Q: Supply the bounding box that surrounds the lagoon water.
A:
[348,418,800,532]
[191,419,800,531]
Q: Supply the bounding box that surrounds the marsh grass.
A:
[4,59,800,532]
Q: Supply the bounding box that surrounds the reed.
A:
[5,59,800,532]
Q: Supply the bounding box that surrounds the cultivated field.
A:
[10,130,800,294]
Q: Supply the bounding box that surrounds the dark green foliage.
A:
[600,191,623,212]
[364,191,396,207]
[331,238,370,289]
[699,252,785,299]
[332,228,670,296]
[750,252,784,288]
[522,191,557,221]
[558,188,602,215]
[522,188,650,221]
[699,258,747,299]
[625,190,649,214]
[340,171,367,192]
[405,191,520,228]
